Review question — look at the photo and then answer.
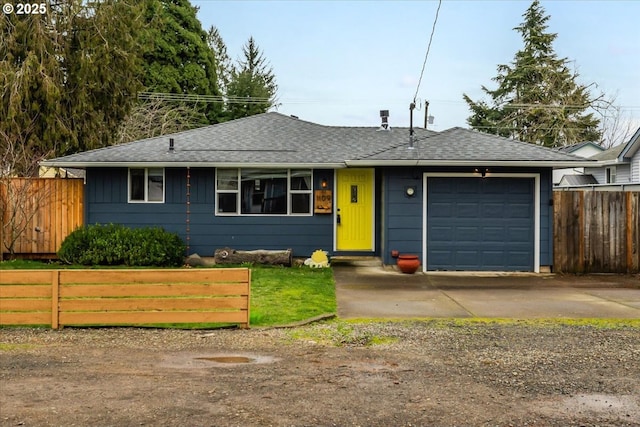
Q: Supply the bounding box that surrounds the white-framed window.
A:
[605,166,616,184]
[215,168,313,215]
[129,168,164,203]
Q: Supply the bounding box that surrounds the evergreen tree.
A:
[140,0,221,123]
[463,0,601,147]
[207,25,232,96]
[1,7,67,176]
[0,0,142,175]
[63,0,144,154]
[226,37,278,120]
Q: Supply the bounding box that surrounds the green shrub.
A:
[58,224,185,267]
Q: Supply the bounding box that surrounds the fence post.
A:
[243,269,251,329]
[51,271,60,329]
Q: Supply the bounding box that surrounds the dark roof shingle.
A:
[42,112,590,167]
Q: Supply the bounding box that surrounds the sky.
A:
[192,0,640,142]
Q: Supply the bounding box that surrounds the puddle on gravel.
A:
[160,353,278,369]
[196,356,253,364]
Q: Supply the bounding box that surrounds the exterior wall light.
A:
[405,186,416,197]
[320,178,328,189]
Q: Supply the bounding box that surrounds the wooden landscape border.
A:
[0,268,250,329]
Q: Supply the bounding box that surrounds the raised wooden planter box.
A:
[0,268,250,329]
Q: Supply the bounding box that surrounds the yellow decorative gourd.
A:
[304,250,330,268]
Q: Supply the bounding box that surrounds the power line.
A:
[472,125,609,132]
[138,92,640,112]
[413,0,442,103]
[138,92,272,104]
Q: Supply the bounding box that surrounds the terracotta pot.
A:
[397,254,420,274]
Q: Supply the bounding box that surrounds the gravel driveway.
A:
[1,321,639,426]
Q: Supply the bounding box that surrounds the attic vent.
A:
[378,110,390,131]
[169,138,175,152]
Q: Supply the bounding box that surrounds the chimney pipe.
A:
[379,110,390,131]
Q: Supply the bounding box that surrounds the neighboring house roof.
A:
[589,143,627,162]
[589,127,640,164]
[39,166,86,179]
[555,141,605,156]
[618,127,640,161]
[42,112,592,169]
[559,174,598,186]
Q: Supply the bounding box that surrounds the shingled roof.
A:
[42,112,591,168]
[590,127,640,163]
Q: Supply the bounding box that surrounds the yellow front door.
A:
[336,168,374,251]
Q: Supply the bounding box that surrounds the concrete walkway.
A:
[334,266,640,319]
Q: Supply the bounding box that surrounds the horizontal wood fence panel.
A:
[0,312,52,325]
[59,311,248,325]
[0,284,52,298]
[58,269,250,284]
[554,191,640,273]
[1,178,84,257]
[1,268,250,328]
[1,299,51,311]
[0,271,56,284]
[59,283,249,298]
[59,297,248,312]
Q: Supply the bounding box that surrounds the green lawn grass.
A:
[0,260,336,328]
[250,266,335,326]
[0,259,66,269]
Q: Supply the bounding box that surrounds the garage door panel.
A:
[430,202,453,217]
[507,251,531,270]
[483,181,507,193]
[508,227,532,242]
[482,203,506,217]
[430,179,455,193]
[508,181,532,194]
[483,227,506,242]
[429,250,455,266]
[456,226,480,242]
[427,177,534,271]
[455,180,481,193]
[457,203,480,217]
[430,226,454,242]
[456,250,481,267]
[508,203,533,218]
[481,252,507,268]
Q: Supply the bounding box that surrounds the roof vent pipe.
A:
[408,103,415,150]
[169,138,175,152]
[378,110,390,131]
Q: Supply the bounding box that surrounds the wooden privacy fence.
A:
[1,178,84,258]
[0,268,250,329]
[554,191,640,273]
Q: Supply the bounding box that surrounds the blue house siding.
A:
[85,167,334,258]
[381,167,554,270]
[381,167,424,264]
[85,165,554,268]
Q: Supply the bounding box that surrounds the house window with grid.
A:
[216,168,313,215]
[129,168,164,203]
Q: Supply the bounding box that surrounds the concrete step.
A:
[330,256,383,267]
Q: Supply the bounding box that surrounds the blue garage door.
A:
[426,177,534,271]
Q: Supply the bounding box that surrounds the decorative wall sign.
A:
[314,190,332,213]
